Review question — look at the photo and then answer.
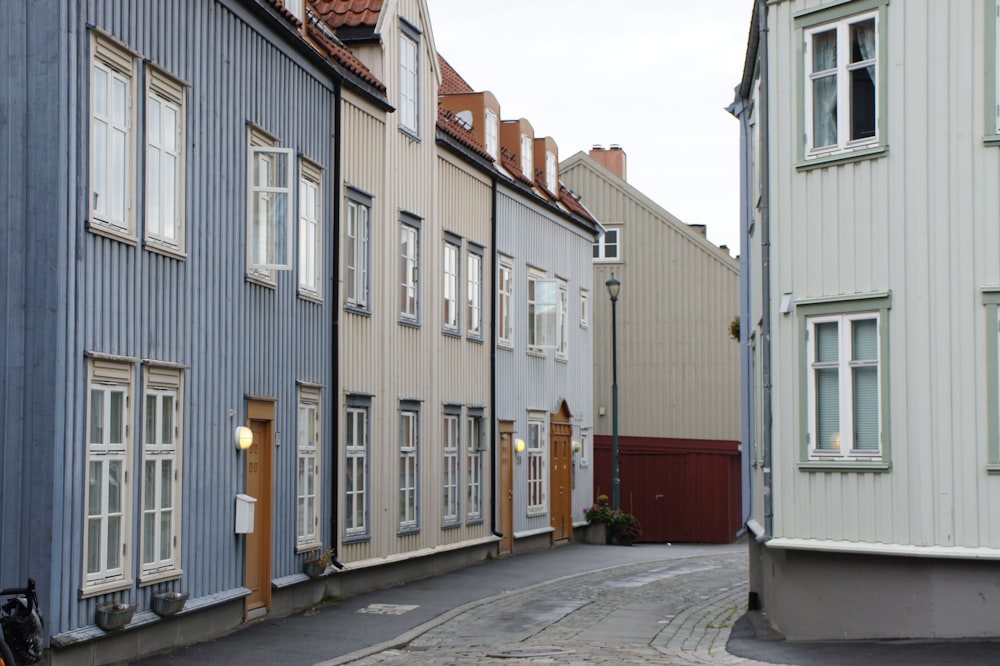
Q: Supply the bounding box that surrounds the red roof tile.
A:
[438,55,474,94]
[309,0,383,29]
[499,146,534,187]
[558,184,598,224]
[305,20,386,94]
[437,105,493,162]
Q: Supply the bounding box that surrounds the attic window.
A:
[485,109,498,159]
[520,134,532,178]
[283,0,303,22]
[546,151,557,194]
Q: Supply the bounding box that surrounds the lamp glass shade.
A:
[515,438,526,454]
[606,275,621,301]
[235,426,254,451]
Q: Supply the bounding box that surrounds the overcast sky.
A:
[425,0,753,256]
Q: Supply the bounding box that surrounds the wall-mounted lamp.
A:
[234,425,254,451]
[514,438,525,464]
[572,440,582,454]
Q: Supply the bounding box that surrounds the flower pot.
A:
[96,602,136,631]
[304,561,328,578]
[151,591,188,616]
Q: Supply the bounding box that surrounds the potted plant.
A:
[95,601,136,631]
[151,591,189,617]
[303,547,335,578]
[584,495,642,546]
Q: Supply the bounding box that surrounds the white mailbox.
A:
[235,494,256,534]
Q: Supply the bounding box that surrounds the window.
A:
[520,134,533,178]
[90,34,136,238]
[579,427,590,468]
[992,2,1000,138]
[84,359,133,591]
[345,191,371,311]
[467,248,483,339]
[284,0,304,21]
[797,292,891,468]
[442,409,460,525]
[526,415,546,515]
[498,256,513,347]
[345,396,370,539]
[443,238,460,334]
[546,151,557,194]
[140,365,182,580]
[297,387,321,550]
[593,228,620,261]
[248,127,294,273]
[145,67,185,252]
[527,269,558,353]
[485,109,498,159]
[400,218,420,323]
[580,289,589,328]
[399,25,420,136]
[399,404,419,531]
[556,280,568,360]
[797,2,886,164]
[466,413,484,521]
[298,160,322,299]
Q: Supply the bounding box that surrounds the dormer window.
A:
[284,0,304,22]
[399,24,421,137]
[546,151,557,193]
[485,109,498,159]
[520,134,532,178]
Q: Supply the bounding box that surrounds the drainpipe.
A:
[757,0,774,541]
[329,81,344,570]
[490,173,502,540]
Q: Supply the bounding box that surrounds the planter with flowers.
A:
[584,495,642,546]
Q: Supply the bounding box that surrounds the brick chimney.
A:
[589,144,627,181]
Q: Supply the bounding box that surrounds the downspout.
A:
[757,0,774,541]
[329,80,344,570]
[490,173,502,540]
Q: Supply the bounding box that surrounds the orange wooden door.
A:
[498,424,514,553]
[550,418,572,541]
[245,416,273,615]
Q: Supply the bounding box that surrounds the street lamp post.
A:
[606,274,621,511]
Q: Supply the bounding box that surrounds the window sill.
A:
[295,542,323,555]
[465,517,484,526]
[79,577,134,600]
[346,304,371,317]
[984,135,1000,147]
[466,335,484,344]
[442,521,462,530]
[399,126,421,142]
[399,318,421,329]
[986,464,1000,475]
[526,349,547,359]
[592,258,622,264]
[297,290,323,305]
[798,460,890,472]
[138,568,183,587]
[796,144,887,171]
[443,329,461,339]
[555,355,568,364]
[498,342,514,351]
[397,527,420,537]
[86,220,138,246]
[143,239,187,260]
[343,534,371,544]
[246,272,276,289]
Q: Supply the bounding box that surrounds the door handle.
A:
[655,494,664,500]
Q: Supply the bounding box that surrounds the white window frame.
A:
[520,134,533,178]
[345,191,371,311]
[556,279,568,361]
[526,414,547,516]
[145,66,185,254]
[593,227,621,262]
[345,396,370,539]
[296,386,322,551]
[443,238,460,334]
[580,289,589,328]
[803,10,879,157]
[399,405,419,531]
[298,159,322,300]
[400,220,420,323]
[485,109,498,159]
[442,410,461,525]
[466,413,484,521]
[399,26,420,136]
[546,151,557,194]
[498,256,514,348]
[139,365,182,582]
[247,127,294,275]
[527,269,558,353]
[84,359,134,594]
[467,248,483,339]
[806,312,881,460]
[89,33,137,240]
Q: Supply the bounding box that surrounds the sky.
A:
[424,0,753,256]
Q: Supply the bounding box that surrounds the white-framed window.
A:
[804,10,878,156]
[345,396,370,539]
[297,386,321,550]
[520,134,533,178]
[145,67,185,252]
[580,289,589,328]
[806,313,880,459]
[579,427,590,468]
[556,279,568,360]
[467,248,483,339]
[545,151,557,194]
[593,228,620,262]
[526,414,547,515]
[400,219,420,323]
[442,409,460,525]
[140,365,182,580]
[399,25,420,136]
[443,238,460,334]
[284,0,304,21]
[485,109,498,159]
[90,33,136,238]
[298,160,322,299]
[498,256,513,347]
[84,359,133,591]
[527,269,558,353]
[466,413,484,521]
[399,404,419,531]
[345,191,371,311]
[247,127,294,274]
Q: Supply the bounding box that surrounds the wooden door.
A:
[550,402,573,542]
[245,406,274,617]
[498,422,514,554]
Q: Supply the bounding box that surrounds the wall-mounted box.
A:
[235,494,256,534]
